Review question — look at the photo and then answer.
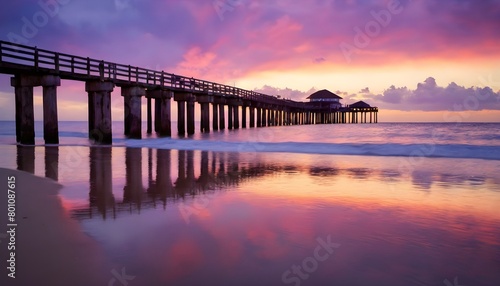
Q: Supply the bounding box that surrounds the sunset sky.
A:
[0,0,499,122]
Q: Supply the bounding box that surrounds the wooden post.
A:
[177,101,185,135]
[234,105,239,129]
[256,107,262,127]
[200,102,210,133]
[173,92,195,135]
[241,105,247,128]
[155,99,162,133]
[12,75,61,145]
[262,108,267,127]
[249,106,255,128]
[158,96,172,137]
[219,104,225,130]
[43,85,59,143]
[212,103,219,131]
[228,104,233,129]
[86,81,114,144]
[147,98,152,134]
[196,95,214,133]
[187,100,195,135]
[148,89,172,137]
[17,86,34,144]
[122,86,145,139]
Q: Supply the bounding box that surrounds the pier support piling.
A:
[42,85,59,144]
[148,88,172,137]
[174,92,195,136]
[212,103,219,131]
[241,105,247,128]
[197,95,213,133]
[177,101,185,135]
[11,75,61,145]
[228,105,233,129]
[219,103,225,130]
[256,107,262,127]
[147,98,152,134]
[187,101,195,135]
[86,81,114,144]
[249,106,255,128]
[234,106,239,129]
[122,86,145,139]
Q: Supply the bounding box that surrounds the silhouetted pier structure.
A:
[0,41,378,145]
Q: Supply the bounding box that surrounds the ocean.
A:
[0,121,499,286]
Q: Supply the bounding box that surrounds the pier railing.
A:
[0,40,306,108]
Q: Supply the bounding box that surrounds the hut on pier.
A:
[348,101,371,109]
[306,89,342,109]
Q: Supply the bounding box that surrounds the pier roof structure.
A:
[306,89,343,101]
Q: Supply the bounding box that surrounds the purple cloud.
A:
[253,85,317,101]
[364,77,500,111]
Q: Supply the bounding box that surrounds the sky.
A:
[0,0,499,122]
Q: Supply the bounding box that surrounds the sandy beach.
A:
[0,167,113,286]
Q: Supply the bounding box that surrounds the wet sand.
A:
[0,168,111,286]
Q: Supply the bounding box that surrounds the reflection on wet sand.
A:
[17,145,35,174]
[44,146,59,181]
[13,145,500,286]
[89,147,115,219]
[15,145,498,220]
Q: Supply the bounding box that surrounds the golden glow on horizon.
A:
[236,57,500,95]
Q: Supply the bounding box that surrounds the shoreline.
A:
[0,168,111,286]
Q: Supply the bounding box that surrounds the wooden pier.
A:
[0,41,378,145]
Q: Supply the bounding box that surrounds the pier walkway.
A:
[0,41,378,144]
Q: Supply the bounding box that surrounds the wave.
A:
[126,139,500,160]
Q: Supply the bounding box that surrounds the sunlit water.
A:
[0,122,499,285]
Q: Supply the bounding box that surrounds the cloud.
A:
[1,0,498,80]
[252,78,500,112]
[363,77,500,111]
[359,87,370,94]
[314,57,326,63]
[253,85,317,101]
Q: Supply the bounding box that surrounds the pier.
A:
[0,41,378,145]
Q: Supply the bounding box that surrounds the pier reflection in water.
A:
[14,145,500,221]
[13,145,500,286]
